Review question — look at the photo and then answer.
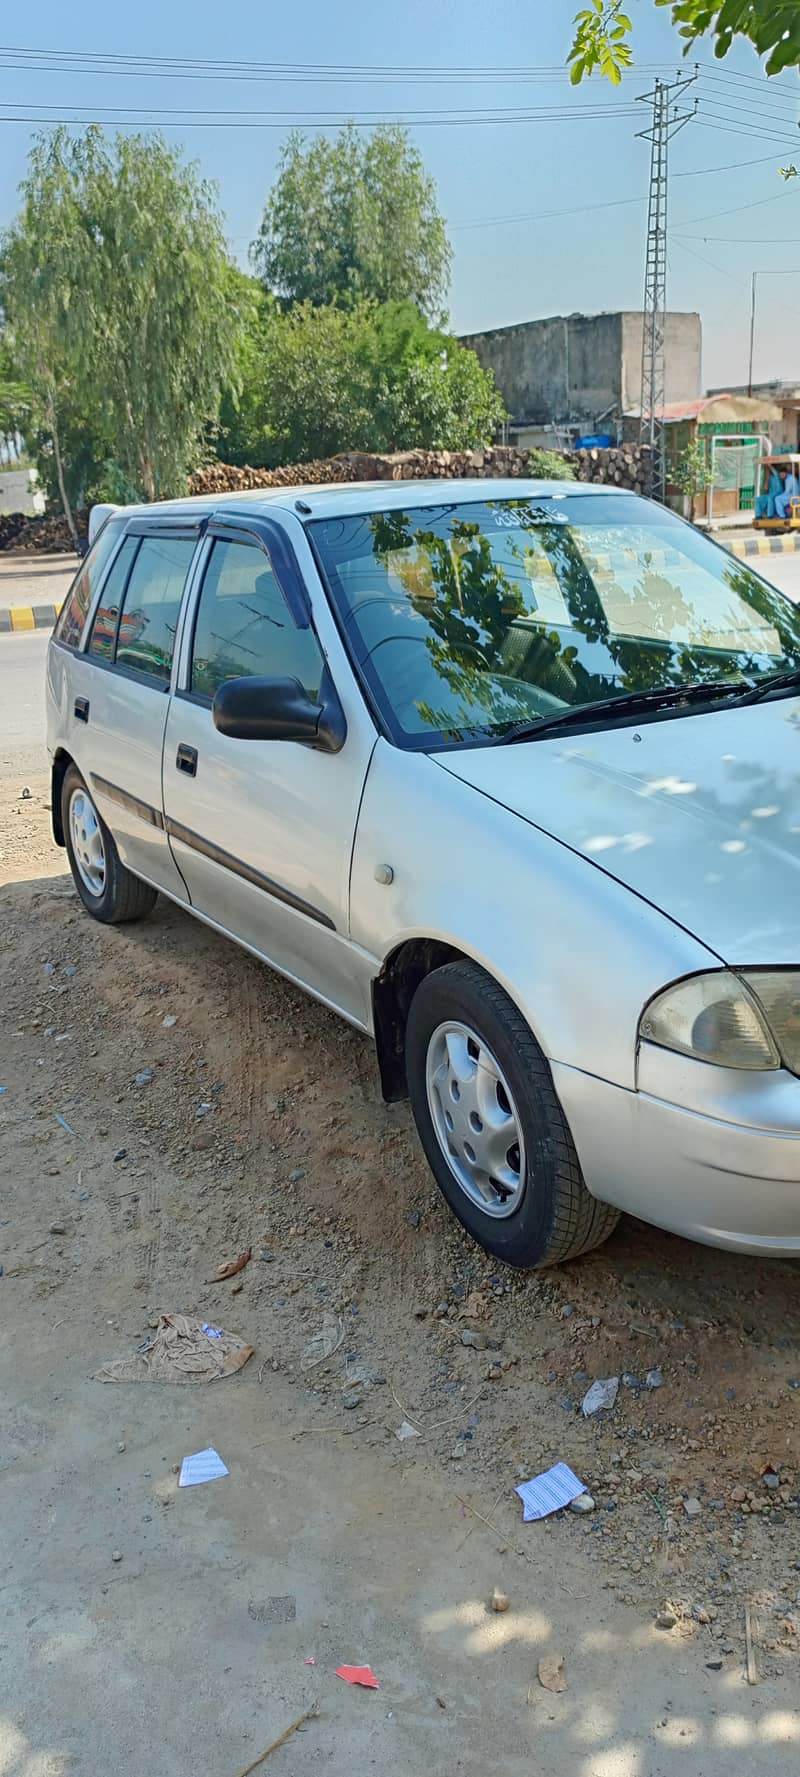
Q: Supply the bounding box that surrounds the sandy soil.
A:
[2,776,800,1773]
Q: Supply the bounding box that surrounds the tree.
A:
[569,1,800,83]
[0,127,243,514]
[217,297,505,468]
[252,125,452,320]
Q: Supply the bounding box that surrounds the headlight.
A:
[742,972,800,1077]
[639,972,781,1070]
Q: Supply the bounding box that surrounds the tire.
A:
[405,960,620,1268]
[62,763,158,925]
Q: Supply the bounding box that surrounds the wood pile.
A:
[0,510,86,553]
[571,442,653,493]
[0,443,657,554]
[189,443,654,498]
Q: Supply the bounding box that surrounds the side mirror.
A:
[211,675,346,753]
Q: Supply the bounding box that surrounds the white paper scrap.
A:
[515,1462,586,1522]
[178,1446,229,1487]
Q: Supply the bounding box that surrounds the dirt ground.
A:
[3,770,800,1774]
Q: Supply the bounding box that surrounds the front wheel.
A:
[62,764,158,924]
[405,960,619,1268]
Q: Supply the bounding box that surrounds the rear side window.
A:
[190,538,324,700]
[54,519,126,648]
[87,535,140,660]
[114,535,197,683]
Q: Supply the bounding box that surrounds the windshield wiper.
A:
[736,667,800,705]
[495,679,758,745]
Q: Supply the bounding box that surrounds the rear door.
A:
[162,515,377,1025]
[81,521,202,896]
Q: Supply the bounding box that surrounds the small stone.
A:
[62,964,78,978]
[449,1444,465,1460]
[645,1368,664,1391]
[48,1221,66,1235]
[461,1328,488,1350]
[405,1209,422,1229]
[764,1472,781,1491]
[134,1069,154,1088]
[161,1014,177,1028]
[117,1442,126,1453]
[569,1492,595,1515]
[706,1659,723,1672]
[730,1485,747,1504]
[196,1103,212,1119]
[490,1588,510,1613]
[656,1610,678,1630]
[684,1497,702,1519]
[560,1303,575,1319]
[259,1249,276,1263]
[432,1301,449,1318]
[111,1550,122,1563]
[486,1363,503,1381]
[342,1393,362,1411]
[289,1168,305,1182]
[692,1604,710,1625]
[112,1148,127,1162]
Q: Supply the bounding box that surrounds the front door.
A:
[162,526,376,1025]
[81,525,201,898]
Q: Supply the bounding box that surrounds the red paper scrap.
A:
[336,1664,379,1690]
[304,1657,316,1666]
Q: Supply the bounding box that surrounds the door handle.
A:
[176,743,198,777]
[74,697,89,723]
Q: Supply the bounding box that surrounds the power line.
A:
[0,44,675,84]
[0,106,646,130]
[450,154,787,233]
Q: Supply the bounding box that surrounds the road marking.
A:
[0,603,60,633]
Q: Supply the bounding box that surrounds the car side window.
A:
[54,519,126,648]
[114,535,197,684]
[87,535,140,660]
[190,538,324,701]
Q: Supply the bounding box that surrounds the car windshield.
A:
[310,493,800,748]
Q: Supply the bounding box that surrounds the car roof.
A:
[109,476,622,526]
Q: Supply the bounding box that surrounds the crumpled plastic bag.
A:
[94,1313,254,1383]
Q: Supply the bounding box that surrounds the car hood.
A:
[435,697,800,965]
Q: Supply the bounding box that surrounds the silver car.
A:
[46,479,800,1266]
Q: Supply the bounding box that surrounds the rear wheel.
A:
[62,764,157,924]
[405,960,620,1268]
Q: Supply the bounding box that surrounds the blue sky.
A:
[0,1,799,389]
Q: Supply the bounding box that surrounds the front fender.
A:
[350,740,715,1090]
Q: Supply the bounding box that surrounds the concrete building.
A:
[460,310,702,448]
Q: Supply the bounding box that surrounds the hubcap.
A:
[69,786,106,897]
[425,1020,526,1218]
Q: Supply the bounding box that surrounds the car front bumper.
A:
[553,1044,800,1255]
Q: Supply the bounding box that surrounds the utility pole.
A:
[748,271,757,397]
[637,73,697,500]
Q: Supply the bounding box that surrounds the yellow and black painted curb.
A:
[727,533,800,560]
[0,603,61,633]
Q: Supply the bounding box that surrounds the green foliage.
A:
[0,126,242,510]
[252,125,452,320]
[528,448,576,481]
[673,439,714,497]
[569,0,800,77]
[219,298,505,468]
[569,2,633,85]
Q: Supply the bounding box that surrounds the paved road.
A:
[1,630,50,783]
[0,551,76,613]
[3,549,800,786]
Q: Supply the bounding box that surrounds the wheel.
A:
[405,960,620,1268]
[62,764,158,924]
